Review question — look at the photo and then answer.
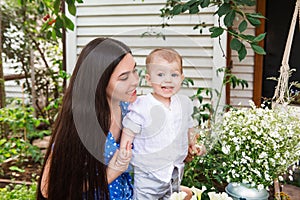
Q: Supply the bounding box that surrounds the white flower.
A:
[259,152,267,159]
[208,192,233,200]
[278,176,284,181]
[191,186,206,199]
[222,146,230,155]
[169,191,187,200]
[214,101,300,189]
[257,184,264,190]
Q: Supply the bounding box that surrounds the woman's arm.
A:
[40,153,52,198]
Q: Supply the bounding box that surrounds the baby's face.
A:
[146,58,184,99]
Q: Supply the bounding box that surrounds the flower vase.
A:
[225,183,269,200]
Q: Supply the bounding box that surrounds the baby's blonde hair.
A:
[146,48,182,73]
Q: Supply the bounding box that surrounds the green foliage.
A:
[30,0,84,40]
[0,137,42,164]
[0,183,37,200]
[160,0,266,61]
[0,99,49,140]
[189,67,248,126]
[182,68,249,191]
[182,141,227,193]
[1,1,66,123]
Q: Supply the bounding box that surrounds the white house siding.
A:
[230,6,256,107]
[3,62,26,99]
[66,0,227,107]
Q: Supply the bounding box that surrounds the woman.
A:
[37,38,139,199]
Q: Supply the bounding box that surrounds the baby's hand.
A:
[193,144,206,156]
[184,143,206,162]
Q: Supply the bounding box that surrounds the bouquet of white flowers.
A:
[213,101,300,190]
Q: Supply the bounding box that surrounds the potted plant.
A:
[212,101,300,199]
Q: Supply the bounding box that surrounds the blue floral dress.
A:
[104,102,134,200]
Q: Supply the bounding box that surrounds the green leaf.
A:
[209,27,224,38]
[247,12,266,19]
[224,10,236,27]
[238,20,248,33]
[246,15,261,26]
[200,0,210,8]
[68,3,76,16]
[63,15,75,31]
[230,38,242,51]
[54,0,60,14]
[217,3,231,17]
[17,0,23,5]
[240,34,255,41]
[189,5,199,14]
[9,166,25,173]
[0,138,7,146]
[186,0,198,6]
[52,29,57,40]
[253,33,266,42]
[55,17,63,29]
[46,31,52,39]
[38,2,45,14]
[238,44,247,61]
[182,4,189,13]
[55,28,62,38]
[251,43,266,55]
[171,4,183,15]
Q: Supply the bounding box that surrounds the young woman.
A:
[37,38,139,200]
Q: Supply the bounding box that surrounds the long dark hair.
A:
[37,38,131,199]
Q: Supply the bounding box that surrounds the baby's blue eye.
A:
[172,73,179,77]
[158,73,164,77]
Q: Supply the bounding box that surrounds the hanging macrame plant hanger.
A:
[273,1,300,197]
[273,0,300,104]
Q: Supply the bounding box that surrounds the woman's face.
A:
[106,53,139,104]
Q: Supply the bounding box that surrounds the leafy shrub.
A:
[0,137,42,164]
[0,183,36,200]
[0,98,49,139]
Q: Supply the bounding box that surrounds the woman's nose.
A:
[131,72,139,86]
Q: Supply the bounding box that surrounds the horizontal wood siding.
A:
[230,6,256,107]
[68,0,219,99]
[3,63,25,99]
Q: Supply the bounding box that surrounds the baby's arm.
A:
[106,128,136,183]
[107,140,132,184]
[120,127,135,150]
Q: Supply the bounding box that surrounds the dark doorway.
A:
[263,0,300,100]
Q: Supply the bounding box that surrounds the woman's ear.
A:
[145,74,152,86]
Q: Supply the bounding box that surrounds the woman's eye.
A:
[119,75,128,80]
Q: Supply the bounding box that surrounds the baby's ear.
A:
[181,74,185,82]
[145,74,152,86]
